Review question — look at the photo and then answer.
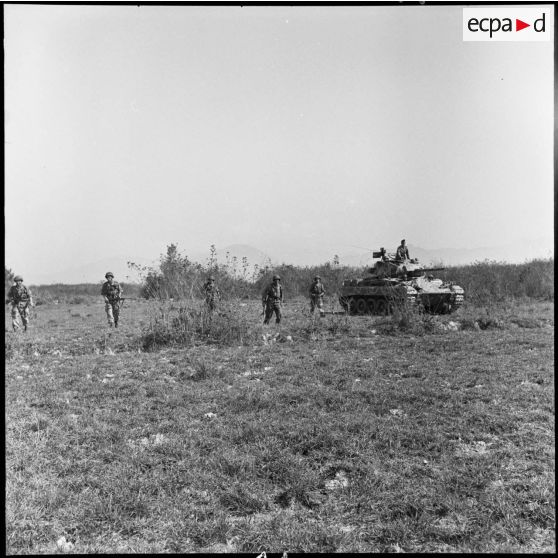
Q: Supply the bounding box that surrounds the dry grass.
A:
[5,297,555,553]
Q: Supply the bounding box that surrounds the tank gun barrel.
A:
[422,267,445,272]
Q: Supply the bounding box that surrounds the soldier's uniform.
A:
[309,276,326,315]
[101,272,123,327]
[396,240,410,261]
[262,275,283,325]
[7,276,32,331]
[203,277,220,312]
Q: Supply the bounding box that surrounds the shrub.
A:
[131,244,256,300]
[438,259,554,304]
[392,303,438,334]
[132,244,367,303]
[140,301,257,351]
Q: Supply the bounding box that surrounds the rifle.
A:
[118,297,140,308]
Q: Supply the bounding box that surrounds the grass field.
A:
[5,296,555,553]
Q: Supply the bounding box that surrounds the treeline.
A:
[438,259,554,304]
[131,245,554,305]
[6,251,553,306]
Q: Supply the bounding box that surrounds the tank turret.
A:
[339,248,464,315]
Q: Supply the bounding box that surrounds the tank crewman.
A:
[262,274,283,325]
[101,272,123,328]
[309,276,326,315]
[396,239,410,261]
[203,275,221,312]
[6,275,33,332]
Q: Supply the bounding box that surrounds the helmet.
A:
[105,272,114,278]
[314,275,321,281]
[14,275,23,282]
[208,276,215,281]
[272,274,280,281]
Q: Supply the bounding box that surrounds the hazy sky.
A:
[5,4,554,278]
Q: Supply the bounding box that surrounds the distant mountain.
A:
[248,238,554,268]
[334,240,553,269]
[407,238,554,267]
[30,238,553,285]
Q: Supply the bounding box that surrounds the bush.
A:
[132,244,366,303]
[140,301,257,351]
[377,301,440,335]
[438,259,554,304]
[131,244,257,300]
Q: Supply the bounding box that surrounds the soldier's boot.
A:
[114,321,118,328]
[24,324,28,332]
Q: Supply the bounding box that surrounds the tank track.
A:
[340,293,418,316]
[341,289,464,316]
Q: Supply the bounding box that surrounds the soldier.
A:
[203,275,221,312]
[6,275,33,332]
[396,239,410,261]
[101,272,123,328]
[262,274,283,325]
[309,275,326,316]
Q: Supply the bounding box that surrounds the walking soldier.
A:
[101,272,122,328]
[6,275,33,332]
[262,274,283,325]
[309,275,326,316]
[203,275,221,312]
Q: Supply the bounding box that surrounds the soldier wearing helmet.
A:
[262,274,283,324]
[396,239,410,261]
[203,275,221,312]
[309,275,326,316]
[6,275,33,332]
[101,272,123,328]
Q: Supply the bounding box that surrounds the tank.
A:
[339,248,464,315]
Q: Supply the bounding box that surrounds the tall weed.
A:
[439,259,553,304]
[140,301,256,351]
